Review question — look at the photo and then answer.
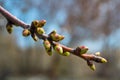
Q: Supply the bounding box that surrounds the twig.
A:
[0,5,107,71]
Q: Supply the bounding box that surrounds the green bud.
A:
[6,23,13,34]
[94,56,107,63]
[101,58,107,63]
[63,51,70,56]
[43,40,50,49]
[50,30,64,42]
[89,64,96,71]
[87,60,96,71]
[37,28,45,34]
[43,40,52,56]
[79,46,89,54]
[54,45,63,55]
[31,34,38,41]
[22,29,31,37]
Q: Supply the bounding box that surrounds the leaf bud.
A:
[38,20,46,27]
[89,64,96,71]
[101,58,107,63]
[54,45,63,55]
[63,51,70,56]
[50,30,64,42]
[43,39,52,56]
[87,60,96,71]
[37,27,45,34]
[79,46,89,54]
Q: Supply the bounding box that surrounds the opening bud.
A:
[38,20,46,27]
[79,46,89,54]
[50,30,64,42]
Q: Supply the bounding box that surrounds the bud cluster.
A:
[29,20,69,56]
[43,40,71,56]
[75,46,107,71]
[19,20,46,41]
[41,29,70,56]
[32,20,46,28]
[6,19,70,57]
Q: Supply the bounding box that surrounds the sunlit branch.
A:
[0,6,107,71]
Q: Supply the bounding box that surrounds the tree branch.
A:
[0,5,107,71]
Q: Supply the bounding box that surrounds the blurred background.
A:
[0,0,120,80]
